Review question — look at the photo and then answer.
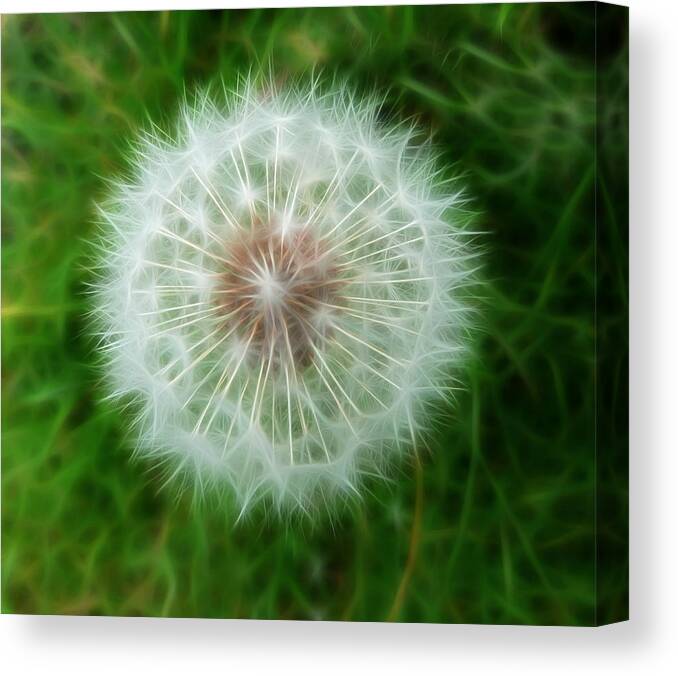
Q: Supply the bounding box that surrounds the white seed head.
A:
[91,75,478,517]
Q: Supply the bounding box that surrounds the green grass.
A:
[2,3,628,624]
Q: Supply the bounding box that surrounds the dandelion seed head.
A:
[91,75,479,517]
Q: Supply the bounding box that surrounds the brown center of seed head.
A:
[217,222,342,369]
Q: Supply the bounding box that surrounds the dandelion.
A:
[91,75,478,517]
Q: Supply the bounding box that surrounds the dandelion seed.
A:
[90,75,478,516]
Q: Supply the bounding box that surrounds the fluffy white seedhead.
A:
[92,75,478,517]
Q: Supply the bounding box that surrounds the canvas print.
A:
[2,2,628,625]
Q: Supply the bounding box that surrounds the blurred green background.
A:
[2,3,628,624]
